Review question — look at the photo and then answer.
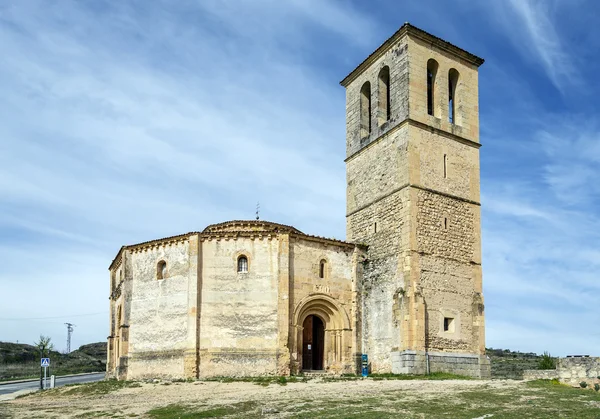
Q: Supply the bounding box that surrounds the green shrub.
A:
[594,383,599,392]
[579,381,587,388]
[538,352,556,370]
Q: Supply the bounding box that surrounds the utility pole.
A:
[65,323,75,353]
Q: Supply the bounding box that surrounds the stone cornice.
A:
[346,183,480,218]
[108,220,367,269]
[340,23,484,87]
[345,118,480,164]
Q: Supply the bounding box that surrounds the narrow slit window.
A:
[444,218,448,230]
[157,261,167,280]
[360,82,372,138]
[427,59,439,116]
[448,69,459,124]
[374,222,377,233]
[238,256,248,273]
[319,259,326,279]
[378,66,390,125]
[443,154,447,178]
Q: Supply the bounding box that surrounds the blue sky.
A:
[1,0,599,356]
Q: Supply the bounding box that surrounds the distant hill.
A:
[486,347,551,379]
[0,341,106,381]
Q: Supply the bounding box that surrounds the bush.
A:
[594,383,599,392]
[538,351,556,370]
[579,381,587,388]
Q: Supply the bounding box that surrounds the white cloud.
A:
[0,1,378,349]
[482,0,579,92]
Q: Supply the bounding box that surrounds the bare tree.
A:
[34,335,54,358]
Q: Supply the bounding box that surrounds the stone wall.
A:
[344,39,409,158]
[198,236,280,378]
[392,350,490,379]
[407,33,480,143]
[344,25,487,378]
[523,369,560,380]
[289,237,358,374]
[558,357,600,386]
[524,357,600,386]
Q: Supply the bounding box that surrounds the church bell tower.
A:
[342,23,490,378]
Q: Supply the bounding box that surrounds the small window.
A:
[378,66,390,125]
[427,59,439,116]
[374,222,377,234]
[238,256,248,273]
[319,259,327,279]
[444,317,455,332]
[360,81,372,138]
[448,69,459,124]
[443,154,447,179]
[444,218,448,230]
[157,260,167,280]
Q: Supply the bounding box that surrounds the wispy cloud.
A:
[0,1,377,349]
[484,0,579,92]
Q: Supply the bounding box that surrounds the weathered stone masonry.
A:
[342,23,489,377]
[107,23,491,380]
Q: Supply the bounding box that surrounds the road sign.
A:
[41,358,50,367]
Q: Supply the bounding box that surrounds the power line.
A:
[0,312,105,321]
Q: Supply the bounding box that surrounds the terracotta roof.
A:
[340,22,485,87]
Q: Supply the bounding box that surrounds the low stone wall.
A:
[522,369,559,381]
[558,356,600,386]
[523,356,600,386]
[391,350,491,379]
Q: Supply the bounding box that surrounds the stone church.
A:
[107,23,490,380]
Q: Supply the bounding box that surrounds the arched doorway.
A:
[302,315,324,371]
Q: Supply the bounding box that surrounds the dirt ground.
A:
[1,378,599,418]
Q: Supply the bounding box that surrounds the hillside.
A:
[0,342,548,381]
[0,342,106,381]
[486,347,551,379]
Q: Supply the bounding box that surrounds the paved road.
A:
[0,373,105,396]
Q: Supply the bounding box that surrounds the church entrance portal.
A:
[302,315,324,370]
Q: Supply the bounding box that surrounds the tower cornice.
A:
[340,23,485,88]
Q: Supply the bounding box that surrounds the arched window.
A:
[448,68,459,124]
[427,59,439,116]
[157,260,167,280]
[237,255,248,273]
[378,66,390,125]
[319,259,327,279]
[360,81,371,138]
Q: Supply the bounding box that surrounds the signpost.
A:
[41,358,50,390]
[361,354,368,377]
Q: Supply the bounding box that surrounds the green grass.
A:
[61,379,141,396]
[148,402,260,419]
[368,371,472,380]
[15,379,141,399]
[147,379,600,418]
[205,375,305,386]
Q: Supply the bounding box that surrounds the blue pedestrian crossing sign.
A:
[41,358,50,367]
